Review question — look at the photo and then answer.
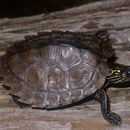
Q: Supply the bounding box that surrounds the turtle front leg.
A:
[94,89,121,126]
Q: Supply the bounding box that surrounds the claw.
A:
[105,112,122,126]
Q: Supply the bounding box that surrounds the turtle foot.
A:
[104,112,122,126]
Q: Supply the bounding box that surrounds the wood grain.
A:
[0,0,130,129]
[0,0,130,65]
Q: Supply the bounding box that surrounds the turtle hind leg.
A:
[94,89,122,126]
[11,95,31,108]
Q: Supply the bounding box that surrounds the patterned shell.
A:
[0,31,113,109]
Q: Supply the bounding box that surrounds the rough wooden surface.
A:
[0,0,130,65]
[0,86,130,130]
[0,0,130,130]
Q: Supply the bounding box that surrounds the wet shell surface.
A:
[1,43,107,109]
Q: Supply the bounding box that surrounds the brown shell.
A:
[0,31,113,109]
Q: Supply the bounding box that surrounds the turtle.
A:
[0,30,130,126]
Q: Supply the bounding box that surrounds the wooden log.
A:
[0,0,130,129]
[0,102,129,130]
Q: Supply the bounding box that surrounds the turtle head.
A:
[107,64,130,88]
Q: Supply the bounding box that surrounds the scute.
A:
[2,44,107,109]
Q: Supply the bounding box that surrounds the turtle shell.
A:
[0,31,113,109]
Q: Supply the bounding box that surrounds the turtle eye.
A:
[119,67,130,79]
[111,69,121,75]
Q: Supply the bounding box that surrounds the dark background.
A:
[0,0,102,18]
